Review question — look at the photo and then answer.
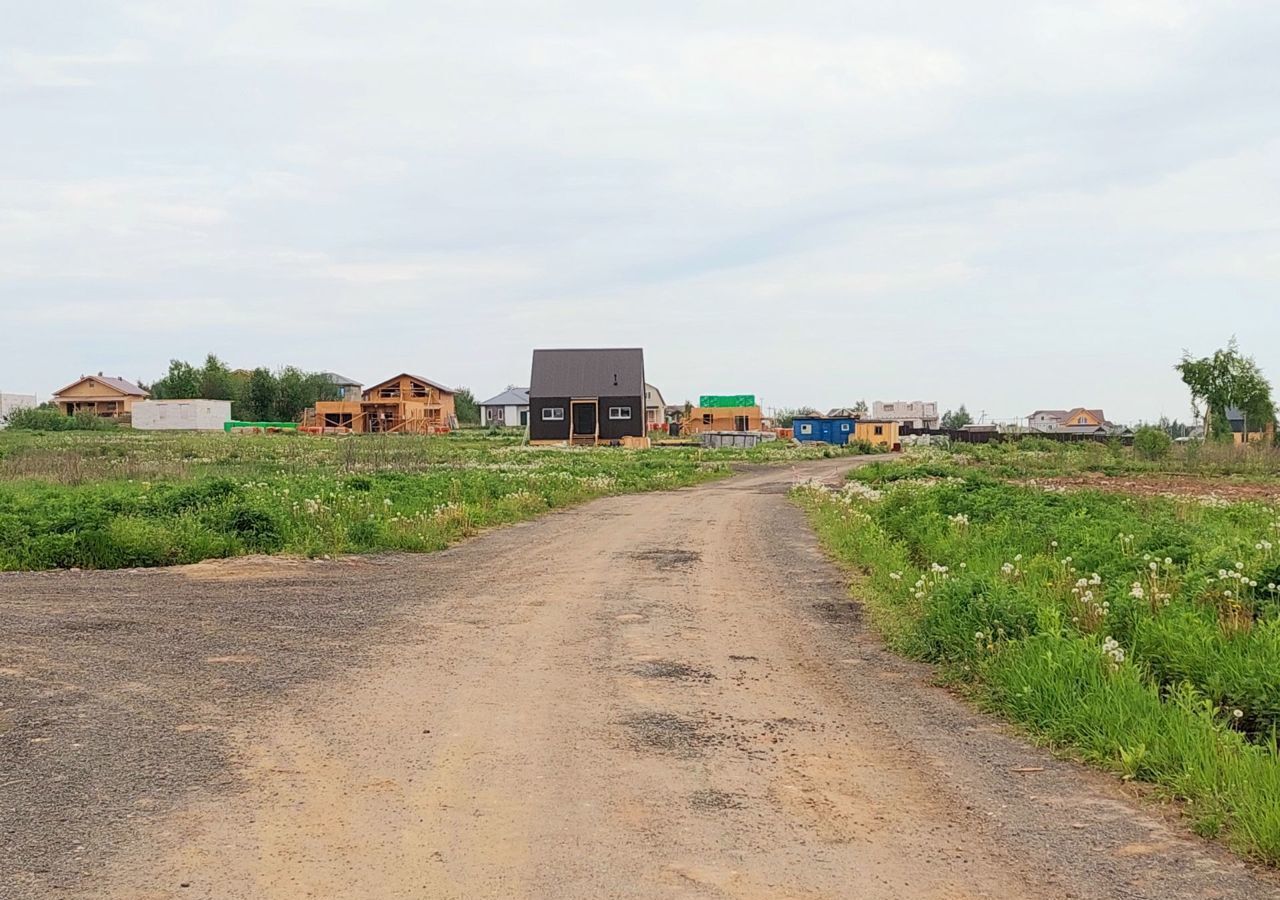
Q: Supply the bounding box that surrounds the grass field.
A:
[0,429,858,571]
[796,445,1280,864]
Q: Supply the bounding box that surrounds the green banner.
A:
[699,395,756,408]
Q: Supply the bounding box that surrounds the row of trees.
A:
[148,356,341,423]
[147,355,484,425]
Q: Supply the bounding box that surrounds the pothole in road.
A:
[632,660,715,682]
[689,789,746,811]
[621,712,717,758]
[812,601,861,626]
[628,549,702,572]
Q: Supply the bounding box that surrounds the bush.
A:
[5,407,116,431]
[1134,426,1173,460]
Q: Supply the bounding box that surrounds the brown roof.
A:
[52,375,148,398]
[530,348,645,398]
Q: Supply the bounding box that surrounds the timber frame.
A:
[307,373,457,434]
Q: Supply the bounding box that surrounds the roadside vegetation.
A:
[0,430,860,571]
[796,445,1280,864]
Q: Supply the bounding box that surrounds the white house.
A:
[478,387,529,428]
[872,400,939,429]
[132,399,233,431]
[644,383,667,430]
[0,392,37,426]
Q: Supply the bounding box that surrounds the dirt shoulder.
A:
[2,457,1277,899]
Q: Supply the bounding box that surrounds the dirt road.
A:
[3,457,1277,899]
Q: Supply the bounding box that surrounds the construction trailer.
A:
[309,373,458,434]
[528,348,647,446]
[132,399,232,431]
[792,414,858,445]
[855,419,901,449]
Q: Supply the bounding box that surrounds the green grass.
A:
[948,436,1280,480]
[794,452,1280,864]
[0,429,856,571]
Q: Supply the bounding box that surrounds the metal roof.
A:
[479,387,529,407]
[323,372,362,387]
[529,349,645,398]
[52,375,148,397]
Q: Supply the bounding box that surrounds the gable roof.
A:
[53,375,148,398]
[479,387,529,407]
[364,373,456,396]
[530,349,645,398]
[323,372,362,388]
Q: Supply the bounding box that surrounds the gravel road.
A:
[2,457,1278,899]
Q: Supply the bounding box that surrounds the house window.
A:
[1077,416,1087,425]
[702,413,713,425]
[874,425,884,436]
[542,407,564,421]
[608,407,632,420]
[800,423,812,435]
[841,423,850,432]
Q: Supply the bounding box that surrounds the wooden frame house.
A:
[528,348,646,446]
[52,374,148,418]
[310,373,457,434]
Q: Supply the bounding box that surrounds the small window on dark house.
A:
[543,407,564,421]
[800,423,812,435]
[608,407,632,420]
[841,423,850,432]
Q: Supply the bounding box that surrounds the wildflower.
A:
[383,498,393,506]
[1164,557,1172,566]
[1234,709,1244,719]
[974,631,984,639]
[1130,582,1145,600]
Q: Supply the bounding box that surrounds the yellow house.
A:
[52,374,149,418]
[855,419,900,449]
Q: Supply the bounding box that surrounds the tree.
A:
[1176,339,1276,442]
[775,406,818,428]
[197,354,236,401]
[941,405,973,429]
[150,360,201,399]
[852,400,869,416]
[243,368,278,421]
[1133,426,1172,460]
[454,387,479,425]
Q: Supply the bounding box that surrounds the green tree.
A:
[1176,339,1276,442]
[1133,426,1172,460]
[852,400,869,416]
[941,405,973,429]
[198,354,237,402]
[243,368,278,421]
[150,360,201,399]
[775,406,818,428]
[454,387,479,425]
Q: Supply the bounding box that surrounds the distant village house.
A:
[311,373,457,434]
[52,374,148,418]
[872,400,938,429]
[479,387,530,428]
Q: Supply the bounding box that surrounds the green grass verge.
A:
[794,457,1280,864]
[0,430,860,571]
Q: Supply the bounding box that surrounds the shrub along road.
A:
[2,457,1277,899]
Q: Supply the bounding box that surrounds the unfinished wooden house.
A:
[310,373,457,434]
[52,374,149,418]
[528,348,647,446]
[682,395,762,434]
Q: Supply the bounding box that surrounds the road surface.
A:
[2,457,1277,899]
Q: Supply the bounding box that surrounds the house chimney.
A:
[98,371,103,377]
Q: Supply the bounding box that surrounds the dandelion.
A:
[1234,709,1244,719]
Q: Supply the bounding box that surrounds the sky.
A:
[1,0,1278,423]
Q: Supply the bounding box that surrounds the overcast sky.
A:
[2,1,1277,422]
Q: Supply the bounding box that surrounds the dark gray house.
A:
[528,348,646,445]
